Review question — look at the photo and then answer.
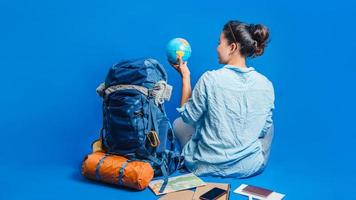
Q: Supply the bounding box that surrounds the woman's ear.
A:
[229,43,239,54]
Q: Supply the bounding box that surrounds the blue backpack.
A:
[95,58,183,192]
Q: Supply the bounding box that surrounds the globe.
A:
[166,38,192,64]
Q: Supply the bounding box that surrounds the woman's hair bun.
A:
[249,24,269,56]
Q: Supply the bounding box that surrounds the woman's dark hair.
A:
[223,20,270,57]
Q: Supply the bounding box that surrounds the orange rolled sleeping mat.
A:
[81,152,154,190]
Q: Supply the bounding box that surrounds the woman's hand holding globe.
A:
[167,38,191,78]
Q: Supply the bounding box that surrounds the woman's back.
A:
[179,65,274,177]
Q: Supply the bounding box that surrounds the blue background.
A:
[1,0,355,199]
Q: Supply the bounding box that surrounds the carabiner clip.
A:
[147,130,160,147]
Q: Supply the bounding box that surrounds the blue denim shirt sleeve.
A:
[259,108,274,138]
[259,84,275,138]
[176,72,210,126]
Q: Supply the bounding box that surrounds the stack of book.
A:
[149,173,285,200]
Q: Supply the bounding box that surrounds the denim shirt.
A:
[177,65,274,177]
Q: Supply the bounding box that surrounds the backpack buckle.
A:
[147,131,160,147]
[148,90,155,98]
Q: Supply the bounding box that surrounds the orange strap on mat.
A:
[81,152,154,190]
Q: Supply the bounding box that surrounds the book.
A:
[149,173,206,195]
[234,184,285,200]
[242,185,273,198]
[193,182,230,200]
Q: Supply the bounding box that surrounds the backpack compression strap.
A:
[147,155,169,193]
[97,83,149,97]
[96,82,172,106]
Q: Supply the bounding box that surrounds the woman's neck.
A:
[227,55,247,68]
